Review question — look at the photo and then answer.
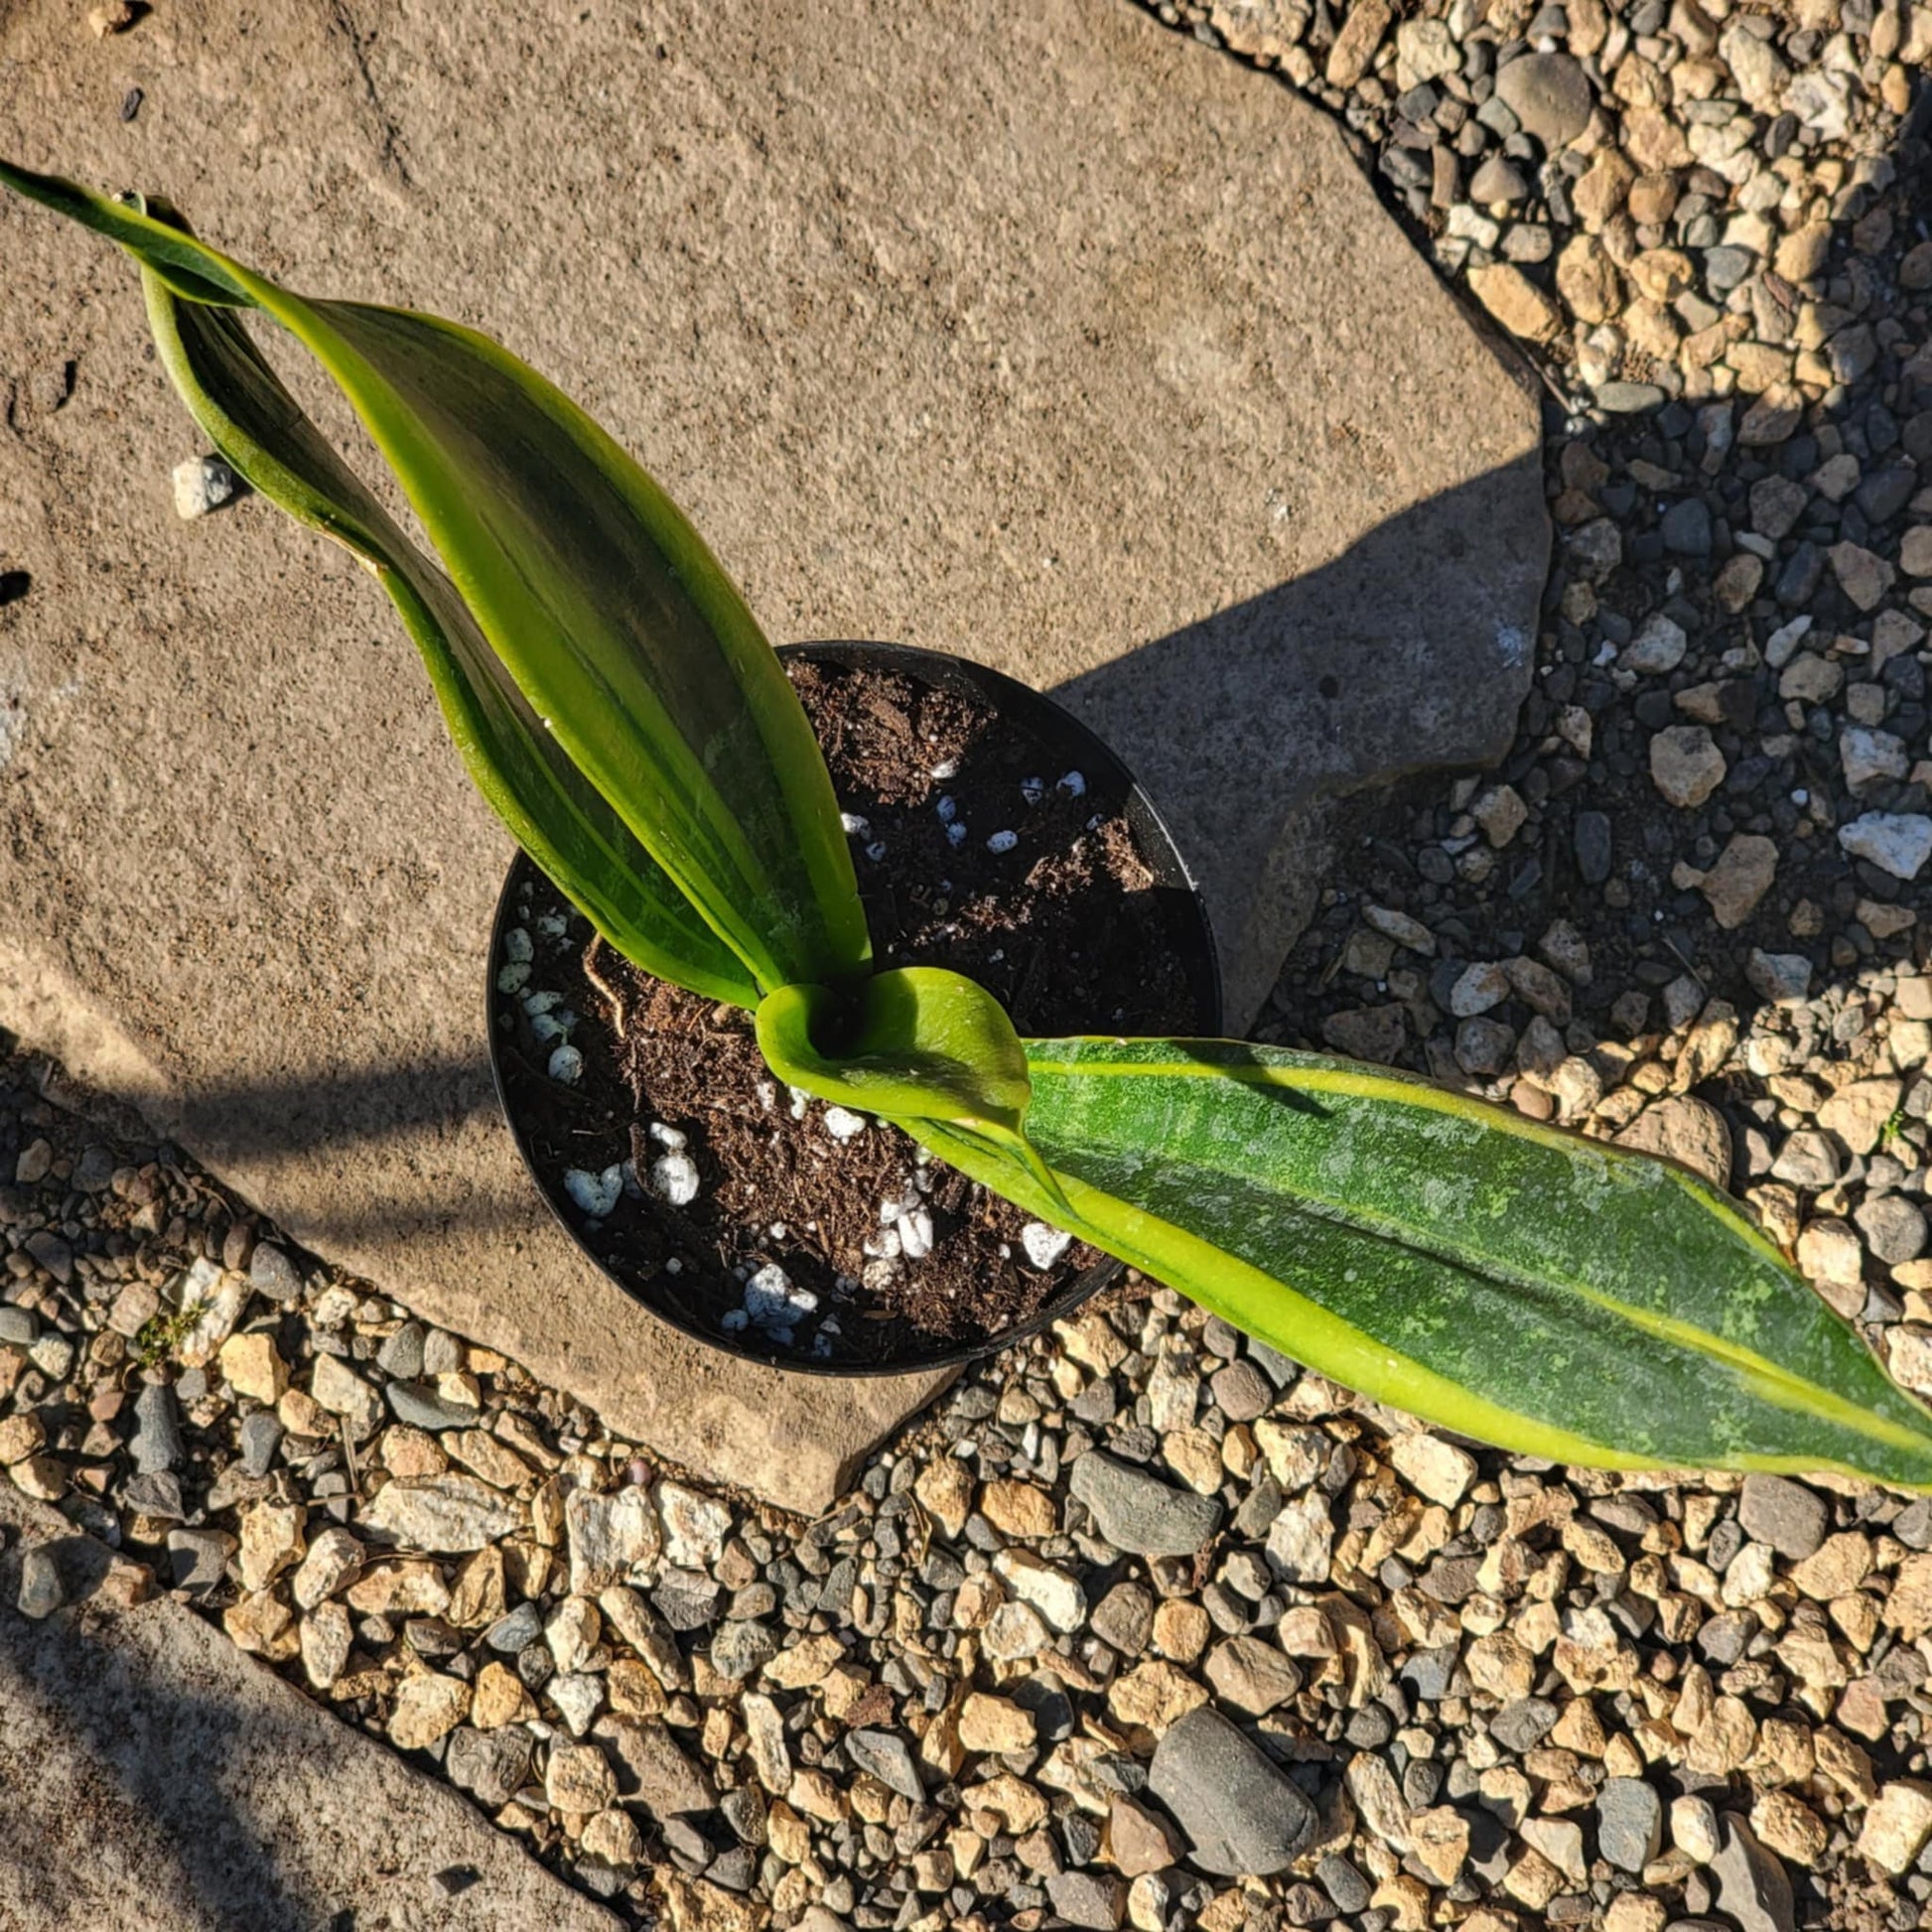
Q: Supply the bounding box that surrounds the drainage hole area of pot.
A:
[492,654,1203,1368]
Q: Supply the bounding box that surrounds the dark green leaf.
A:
[1,162,869,999]
[922,1038,1932,1488]
[140,210,760,1006]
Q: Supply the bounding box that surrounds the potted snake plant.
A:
[7,159,1932,1485]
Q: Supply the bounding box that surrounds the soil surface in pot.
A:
[495,654,1205,1367]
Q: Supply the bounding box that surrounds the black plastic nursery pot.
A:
[487,640,1223,1376]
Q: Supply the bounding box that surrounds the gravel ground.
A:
[8,4,1932,1930]
[5,1040,1932,1932]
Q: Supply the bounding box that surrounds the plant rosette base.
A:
[487,643,1220,1375]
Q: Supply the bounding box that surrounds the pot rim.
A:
[485,637,1224,1376]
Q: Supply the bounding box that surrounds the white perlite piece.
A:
[1056,770,1085,797]
[172,455,237,518]
[897,1207,934,1259]
[547,1044,584,1085]
[1021,1222,1072,1270]
[563,1164,623,1217]
[736,1262,817,1338]
[823,1106,868,1141]
[649,1153,700,1207]
[839,812,870,836]
[986,829,1018,854]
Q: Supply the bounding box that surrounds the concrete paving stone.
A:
[0,0,1542,1508]
[0,1482,620,1932]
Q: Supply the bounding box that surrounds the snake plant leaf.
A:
[757,967,1029,1136]
[759,968,1075,1214]
[136,203,760,1008]
[918,1038,1932,1489]
[0,161,869,1000]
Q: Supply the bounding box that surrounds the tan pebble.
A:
[1604,1894,1669,1932]
[1152,1599,1210,1665]
[979,1478,1056,1539]
[472,1660,538,1728]
[545,1739,618,1815]
[957,1692,1035,1754]
[1751,1789,1828,1864]
[387,1670,471,1750]
[1108,1659,1208,1731]
[0,1414,48,1465]
[223,1587,298,1661]
[913,1457,972,1538]
[579,1807,641,1867]
[1856,1779,1932,1875]
[218,1331,290,1403]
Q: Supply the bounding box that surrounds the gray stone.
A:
[1593,380,1666,412]
[1575,812,1613,883]
[846,1727,923,1802]
[247,1244,304,1304]
[485,1603,545,1653]
[0,0,1541,1507]
[445,1725,534,1809]
[385,1381,482,1433]
[1745,951,1812,1004]
[121,1472,187,1521]
[1208,1359,1272,1423]
[1148,1706,1316,1877]
[1317,1855,1372,1913]
[1490,1697,1560,1753]
[709,1619,778,1681]
[1840,813,1932,882]
[1069,1451,1223,1556]
[1493,53,1594,150]
[1857,1194,1927,1265]
[166,1529,235,1594]
[1737,1475,1827,1560]
[1661,498,1713,556]
[1469,156,1530,205]
[1091,1581,1156,1657]
[421,1328,465,1377]
[1597,1778,1663,1872]
[0,1482,619,1930]
[0,1309,39,1346]
[236,1409,284,1478]
[1712,1816,1796,1932]
[1769,1131,1839,1189]
[130,1383,185,1475]
[377,1321,427,1381]
[17,1547,64,1620]
[172,456,237,520]
[1044,1871,1126,1929]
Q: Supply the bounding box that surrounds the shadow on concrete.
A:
[0,1528,345,1931]
[1052,446,1550,1025]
